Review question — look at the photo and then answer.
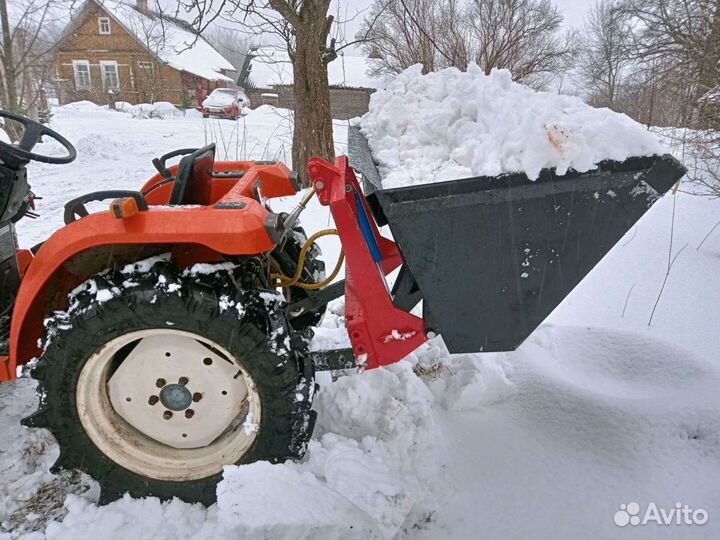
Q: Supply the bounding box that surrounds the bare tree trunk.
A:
[291,20,335,185]
[267,0,335,185]
[177,0,337,181]
[696,0,720,127]
[0,0,22,141]
[15,28,39,123]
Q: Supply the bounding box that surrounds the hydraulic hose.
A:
[271,229,344,290]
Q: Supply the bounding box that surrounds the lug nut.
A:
[148,395,159,406]
[156,378,166,388]
[163,410,173,420]
[192,392,202,402]
[185,409,195,418]
[178,376,189,385]
[203,357,213,366]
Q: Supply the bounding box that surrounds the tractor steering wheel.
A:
[0,109,76,165]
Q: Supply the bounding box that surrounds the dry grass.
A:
[1,471,91,537]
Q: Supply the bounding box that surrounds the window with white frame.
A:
[98,17,111,34]
[100,61,120,90]
[72,60,91,90]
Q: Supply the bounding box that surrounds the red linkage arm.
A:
[308,156,427,370]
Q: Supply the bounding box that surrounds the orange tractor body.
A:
[1,157,299,381]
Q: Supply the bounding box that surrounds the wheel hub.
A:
[159,384,192,411]
[106,333,250,449]
[76,328,261,482]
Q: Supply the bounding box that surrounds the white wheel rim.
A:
[76,329,261,481]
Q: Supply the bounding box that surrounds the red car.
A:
[200,88,250,120]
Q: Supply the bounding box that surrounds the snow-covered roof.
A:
[97,0,234,82]
[246,47,381,90]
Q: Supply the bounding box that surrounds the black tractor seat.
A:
[142,144,216,205]
[63,144,217,225]
[169,145,216,205]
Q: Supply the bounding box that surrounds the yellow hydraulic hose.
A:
[272,229,345,290]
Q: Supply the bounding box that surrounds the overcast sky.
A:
[332,0,595,53]
[195,0,596,51]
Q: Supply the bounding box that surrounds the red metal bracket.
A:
[308,156,427,369]
[0,357,10,381]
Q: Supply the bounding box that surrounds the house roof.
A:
[244,46,383,90]
[78,0,235,82]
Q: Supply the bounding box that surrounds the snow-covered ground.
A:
[1,101,719,540]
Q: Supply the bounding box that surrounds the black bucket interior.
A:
[349,127,687,354]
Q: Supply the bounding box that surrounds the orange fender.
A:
[2,160,300,381]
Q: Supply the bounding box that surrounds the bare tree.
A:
[0,0,60,140]
[359,0,577,87]
[466,0,577,87]
[578,0,633,108]
[358,0,449,75]
[621,0,720,126]
[614,0,720,198]
[436,0,470,71]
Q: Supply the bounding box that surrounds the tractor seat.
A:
[62,145,217,225]
[168,145,216,205]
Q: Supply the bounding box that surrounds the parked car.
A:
[200,88,250,120]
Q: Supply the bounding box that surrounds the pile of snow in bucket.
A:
[360,64,664,188]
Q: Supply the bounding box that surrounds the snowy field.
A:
[1,101,719,540]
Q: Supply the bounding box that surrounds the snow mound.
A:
[74,134,126,160]
[29,356,487,540]
[59,101,104,112]
[128,102,183,119]
[6,320,720,540]
[113,101,133,113]
[0,381,58,521]
[360,64,665,187]
[421,325,720,540]
[245,104,280,117]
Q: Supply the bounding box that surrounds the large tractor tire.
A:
[24,260,316,505]
[273,226,327,331]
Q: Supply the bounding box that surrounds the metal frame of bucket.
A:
[349,127,687,354]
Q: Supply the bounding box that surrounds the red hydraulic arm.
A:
[308,156,427,370]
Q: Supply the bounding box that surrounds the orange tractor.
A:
[0,111,685,505]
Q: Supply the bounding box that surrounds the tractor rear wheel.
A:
[24,261,316,505]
